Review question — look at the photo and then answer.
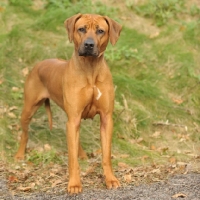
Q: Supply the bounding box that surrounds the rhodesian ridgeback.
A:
[15,13,122,193]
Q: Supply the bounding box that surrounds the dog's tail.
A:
[45,98,53,130]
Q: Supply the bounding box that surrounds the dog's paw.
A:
[105,175,120,189]
[68,179,82,194]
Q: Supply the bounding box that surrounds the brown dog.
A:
[15,13,122,193]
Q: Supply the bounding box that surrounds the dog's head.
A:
[64,14,122,57]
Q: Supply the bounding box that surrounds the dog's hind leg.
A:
[15,98,44,160]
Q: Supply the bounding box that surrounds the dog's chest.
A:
[81,85,103,119]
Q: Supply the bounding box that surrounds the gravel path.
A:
[1,173,200,200]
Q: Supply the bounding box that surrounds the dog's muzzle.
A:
[79,38,99,57]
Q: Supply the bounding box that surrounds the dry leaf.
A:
[44,144,51,151]
[30,183,36,189]
[84,166,96,176]
[150,145,156,150]
[22,67,29,77]
[151,169,160,174]
[172,98,183,105]
[119,154,130,158]
[9,106,18,111]
[157,147,169,153]
[117,134,125,139]
[124,174,132,183]
[118,162,129,168]
[172,193,187,198]
[149,31,160,39]
[94,148,102,155]
[169,157,176,164]
[8,112,17,119]
[0,79,3,85]
[8,176,18,182]
[18,58,22,63]
[18,186,31,192]
[141,155,149,162]
[12,87,20,92]
[136,137,144,143]
[152,131,161,138]
[51,179,62,187]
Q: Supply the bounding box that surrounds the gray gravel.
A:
[1,173,200,200]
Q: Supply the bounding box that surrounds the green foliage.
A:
[183,21,200,47]
[0,0,200,171]
[133,0,185,26]
[190,4,200,16]
[34,0,117,32]
[9,0,32,6]
[27,149,64,165]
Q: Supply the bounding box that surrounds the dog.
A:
[15,13,122,194]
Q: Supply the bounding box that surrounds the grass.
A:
[0,0,200,193]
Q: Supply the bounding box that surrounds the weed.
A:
[133,0,185,26]
[190,4,200,16]
[27,149,64,165]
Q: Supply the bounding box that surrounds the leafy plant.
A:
[133,0,185,26]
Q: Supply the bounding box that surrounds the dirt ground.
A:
[1,173,200,200]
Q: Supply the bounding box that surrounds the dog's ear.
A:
[104,16,122,46]
[64,13,82,42]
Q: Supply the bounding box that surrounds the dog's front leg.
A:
[66,117,82,194]
[100,113,120,189]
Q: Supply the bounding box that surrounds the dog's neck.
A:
[70,51,107,85]
[72,51,106,69]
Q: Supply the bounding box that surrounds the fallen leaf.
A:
[0,79,3,85]
[18,186,31,192]
[118,162,129,168]
[94,148,102,155]
[124,174,132,183]
[141,155,149,162]
[151,169,160,174]
[172,193,187,198]
[157,147,169,153]
[151,131,161,138]
[8,112,17,119]
[30,183,36,189]
[22,67,29,77]
[83,165,96,176]
[8,176,18,182]
[149,31,160,39]
[51,179,62,187]
[117,134,125,139]
[150,145,156,150]
[172,98,183,105]
[44,144,51,151]
[169,157,176,164]
[9,106,18,111]
[18,58,23,63]
[119,154,130,158]
[12,87,20,92]
[136,137,144,143]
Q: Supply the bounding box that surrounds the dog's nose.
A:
[84,38,94,50]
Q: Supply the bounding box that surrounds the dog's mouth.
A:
[78,50,99,57]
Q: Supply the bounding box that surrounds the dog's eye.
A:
[78,28,86,33]
[97,29,104,34]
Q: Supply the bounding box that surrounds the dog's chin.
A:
[78,51,99,57]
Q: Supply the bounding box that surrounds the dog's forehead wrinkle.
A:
[76,15,108,30]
